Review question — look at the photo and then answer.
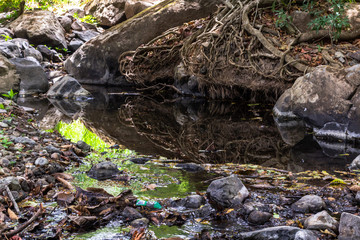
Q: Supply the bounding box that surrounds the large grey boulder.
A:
[8,10,67,48]
[9,57,49,95]
[274,64,360,145]
[291,195,325,213]
[65,0,218,85]
[238,226,317,240]
[206,175,249,209]
[0,54,20,93]
[339,212,360,240]
[84,0,127,27]
[47,75,91,99]
[304,210,338,231]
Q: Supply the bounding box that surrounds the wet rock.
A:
[291,195,325,213]
[184,195,205,209]
[20,180,30,192]
[122,206,143,221]
[35,157,49,166]
[175,163,204,172]
[76,141,91,152]
[274,65,355,132]
[130,217,149,228]
[129,157,150,164]
[74,30,99,42]
[84,0,127,27]
[0,54,20,93]
[9,57,49,95]
[8,10,67,48]
[47,163,64,174]
[46,75,91,99]
[11,137,36,145]
[0,41,22,58]
[243,202,268,215]
[248,210,272,225]
[87,161,120,180]
[339,212,360,240]
[68,38,84,52]
[304,210,338,231]
[45,145,62,154]
[206,175,249,209]
[238,226,317,240]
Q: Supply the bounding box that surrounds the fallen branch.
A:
[4,204,44,239]
[5,186,20,215]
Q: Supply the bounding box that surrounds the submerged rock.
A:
[206,175,249,209]
[291,195,325,213]
[87,161,120,180]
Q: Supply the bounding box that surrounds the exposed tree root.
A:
[119,0,354,98]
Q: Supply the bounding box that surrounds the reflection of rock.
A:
[48,98,86,118]
[17,97,50,121]
[39,107,69,130]
[47,75,91,99]
[274,117,306,146]
[288,136,353,172]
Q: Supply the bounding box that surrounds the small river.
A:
[17,85,355,173]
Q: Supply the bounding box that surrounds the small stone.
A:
[0,159,10,167]
[14,143,25,151]
[207,175,249,209]
[0,122,9,128]
[51,152,61,160]
[184,195,205,209]
[45,145,62,154]
[35,157,49,166]
[12,137,36,145]
[122,207,143,221]
[76,141,91,152]
[87,161,120,180]
[304,210,338,231]
[291,195,325,213]
[35,178,48,188]
[248,211,273,225]
[175,163,204,172]
[130,218,149,228]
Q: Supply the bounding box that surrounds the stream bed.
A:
[16,86,360,239]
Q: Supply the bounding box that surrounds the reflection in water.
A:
[81,89,289,168]
[17,86,359,172]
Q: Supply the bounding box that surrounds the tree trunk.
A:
[65,0,218,85]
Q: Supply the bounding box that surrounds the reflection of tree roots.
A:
[118,98,288,164]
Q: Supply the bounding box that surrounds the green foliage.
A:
[1,34,13,41]
[0,104,4,110]
[0,136,13,149]
[73,12,98,25]
[273,0,352,42]
[308,0,350,41]
[2,89,17,100]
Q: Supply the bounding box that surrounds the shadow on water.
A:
[18,85,357,172]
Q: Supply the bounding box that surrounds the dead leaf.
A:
[53,173,74,180]
[56,177,74,190]
[8,208,18,220]
[56,192,75,206]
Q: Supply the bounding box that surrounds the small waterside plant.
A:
[2,89,17,100]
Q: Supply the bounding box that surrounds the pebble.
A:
[35,157,49,166]
[51,152,61,160]
[248,210,273,225]
[291,195,325,213]
[304,210,338,231]
[0,122,9,128]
